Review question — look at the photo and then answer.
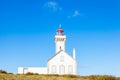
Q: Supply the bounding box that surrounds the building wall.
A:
[47,51,77,75]
[18,67,47,74]
[55,35,66,53]
[18,28,77,75]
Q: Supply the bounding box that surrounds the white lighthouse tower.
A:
[55,25,66,53]
[18,25,77,75]
[48,25,77,75]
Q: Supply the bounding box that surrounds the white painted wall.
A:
[18,67,47,74]
[55,35,66,53]
[48,51,77,75]
[18,28,77,75]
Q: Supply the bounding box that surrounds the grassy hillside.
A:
[0,70,120,80]
[0,73,120,80]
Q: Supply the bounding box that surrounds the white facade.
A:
[18,26,77,75]
[47,50,77,75]
[55,35,66,53]
[18,67,47,74]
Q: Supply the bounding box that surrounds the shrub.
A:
[0,70,7,74]
[88,75,117,80]
[8,73,13,74]
[25,72,39,75]
[62,74,78,78]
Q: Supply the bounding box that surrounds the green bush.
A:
[25,72,39,75]
[88,75,117,80]
[62,74,78,78]
[0,70,7,74]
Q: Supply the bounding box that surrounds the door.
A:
[59,65,65,74]
[23,68,28,74]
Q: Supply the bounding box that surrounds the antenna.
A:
[59,24,62,28]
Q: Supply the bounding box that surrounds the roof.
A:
[47,50,63,62]
[47,50,76,62]
[56,27,64,36]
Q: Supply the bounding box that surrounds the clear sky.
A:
[0,0,120,76]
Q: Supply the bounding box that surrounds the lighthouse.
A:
[48,25,77,75]
[55,25,66,53]
[18,24,77,75]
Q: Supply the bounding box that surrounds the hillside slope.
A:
[0,73,120,80]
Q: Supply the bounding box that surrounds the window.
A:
[51,65,56,74]
[59,65,65,74]
[23,68,28,74]
[60,56,64,62]
[68,65,73,73]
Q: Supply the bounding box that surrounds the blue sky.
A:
[0,0,120,76]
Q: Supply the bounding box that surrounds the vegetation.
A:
[0,70,7,74]
[0,70,120,80]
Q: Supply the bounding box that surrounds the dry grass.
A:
[0,73,120,80]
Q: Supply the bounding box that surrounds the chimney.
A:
[73,48,76,59]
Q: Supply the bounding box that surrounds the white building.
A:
[18,25,77,75]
